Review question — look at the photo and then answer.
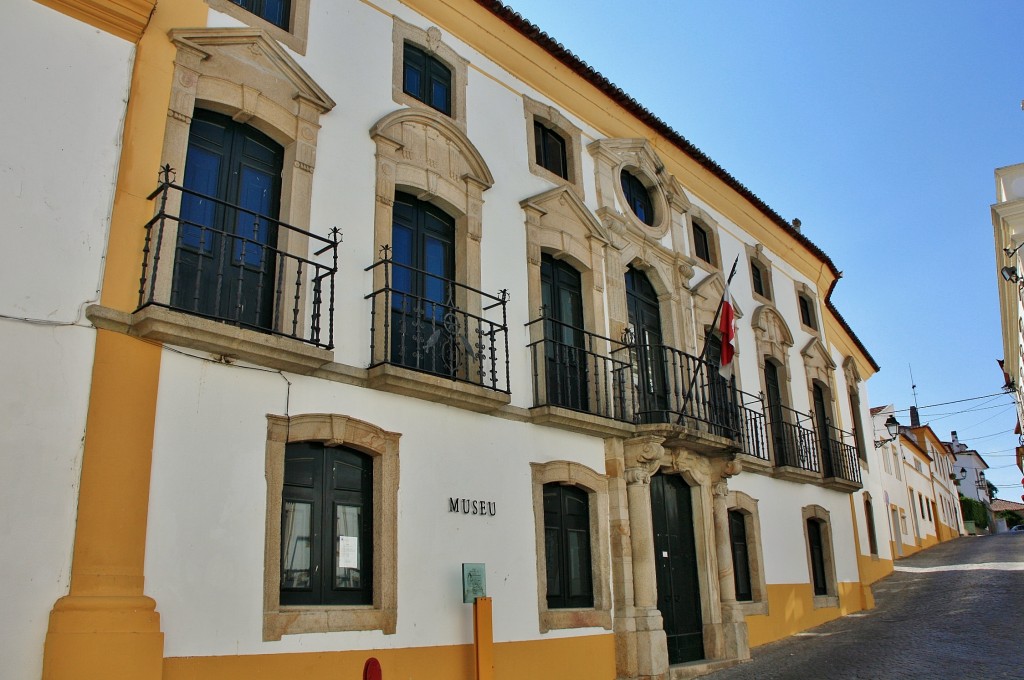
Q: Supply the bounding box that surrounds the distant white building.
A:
[949,432,992,505]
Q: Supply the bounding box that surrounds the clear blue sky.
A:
[503,0,1024,498]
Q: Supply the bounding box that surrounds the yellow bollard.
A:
[473,596,494,680]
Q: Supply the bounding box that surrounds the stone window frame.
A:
[208,0,311,55]
[801,504,839,609]
[518,186,637,435]
[391,18,469,130]
[688,206,723,272]
[751,305,801,470]
[129,28,336,374]
[530,461,612,633]
[745,243,773,304]
[801,338,838,442]
[794,282,820,335]
[588,138,690,241]
[263,414,399,640]
[367,107,503,412]
[726,490,769,616]
[523,95,585,197]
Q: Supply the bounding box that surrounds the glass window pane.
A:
[261,0,289,29]
[180,146,221,252]
[431,80,451,115]
[335,504,362,589]
[567,528,591,598]
[545,527,561,597]
[281,501,312,589]
[235,166,275,265]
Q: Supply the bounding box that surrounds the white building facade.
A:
[7,2,885,679]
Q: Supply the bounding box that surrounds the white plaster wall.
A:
[730,474,859,584]
[0,4,134,679]
[159,0,884,658]
[146,349,609,658]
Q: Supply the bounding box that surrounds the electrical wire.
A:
[891,391,1012,413]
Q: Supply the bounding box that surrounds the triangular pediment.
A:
[520,186,612,245]
[169,28,335,113]
[692,272,744,319]
[801,337,837,370]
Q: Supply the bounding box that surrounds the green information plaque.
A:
[462,563,486,603]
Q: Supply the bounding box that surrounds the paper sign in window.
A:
[338,536,360,570]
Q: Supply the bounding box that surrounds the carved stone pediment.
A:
[371,108,494,196]
[169,28,335,116]
[521,186,612,269]
[752,305,794,350]
[588,138,681,239]
[801,337,836,389]
[693,271,745,319]
[842,355,862,386]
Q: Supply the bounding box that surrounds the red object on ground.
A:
[364,658,382,680]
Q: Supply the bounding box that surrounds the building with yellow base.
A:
[5,1,891,678]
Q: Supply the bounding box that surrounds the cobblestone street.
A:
[704,534,1024,679]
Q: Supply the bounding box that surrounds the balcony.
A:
[365,248,510,412]
[133,166,338,373]
[525,317,633,436]
[769,405,821,483]
[526,326,769,453]
[820,424,863,491]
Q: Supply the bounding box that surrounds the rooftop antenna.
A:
[909,364,919,408]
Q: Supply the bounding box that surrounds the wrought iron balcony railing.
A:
[366,248,509,393]
[736,392,770,461]
[768,404,820,472]
[137,166,339,348]
[820,424,862,484]
[526,316,631,420]
[524,327,770,456]
[633,344,741,435]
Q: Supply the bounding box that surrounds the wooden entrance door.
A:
[651,474,704,664]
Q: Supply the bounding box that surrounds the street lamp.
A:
[1004,241,1024,259]
[874,415,900,448]
[1001,266,1022,284]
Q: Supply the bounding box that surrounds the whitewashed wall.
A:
[144,0,882,659]
[0,4,134,679]
[731,474,859,585]
[146,349,608,657]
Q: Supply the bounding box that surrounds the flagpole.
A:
[676,255,740,426]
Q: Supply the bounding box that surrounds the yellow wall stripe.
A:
[163,635,616,680]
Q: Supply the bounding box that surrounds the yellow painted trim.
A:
[474,597,495,680]
[101,0,209,311]
[745,582,866,648]
[34,0,156,42]
[856,554,893,586]
[43,2,208,679]
[163,635,616,680]
[43,331,165,679]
